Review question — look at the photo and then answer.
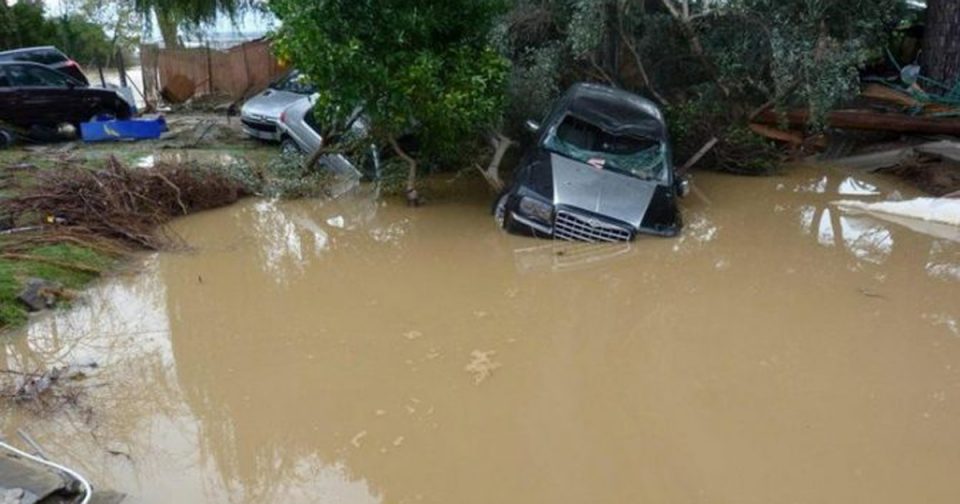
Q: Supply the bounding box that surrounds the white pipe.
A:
[0,440,93,504]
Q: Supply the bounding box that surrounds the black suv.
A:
[0,46,89,85]
[0,62,131,130]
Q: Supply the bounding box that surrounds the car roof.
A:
[0,61,56,68]
[561,83,666,139]
[0,46,59,56]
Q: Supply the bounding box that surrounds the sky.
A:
[33,0,277,45]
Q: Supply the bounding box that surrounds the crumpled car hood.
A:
[550,153,657,229]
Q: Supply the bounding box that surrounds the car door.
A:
[5,64,82,126]
[0,67,21,128]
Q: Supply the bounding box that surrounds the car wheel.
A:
[280,137,302,157]
[73,110,116,136]
[493,192,515,232]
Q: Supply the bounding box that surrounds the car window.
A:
[545,115,666,181]
[304,106,321,133]
[5,64,72,87]
[27,49,67,65]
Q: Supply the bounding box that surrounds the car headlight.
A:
[518,196,554,223]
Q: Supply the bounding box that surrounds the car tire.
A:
[73,110,116,136]
[493,192,516,233]
[280,137,302,157]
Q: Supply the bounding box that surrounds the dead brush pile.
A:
[2,157,252,250]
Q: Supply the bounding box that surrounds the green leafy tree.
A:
[0,2,57,49]
[64,0,143,59]
[270,0,510,202]
[0,3,112,67]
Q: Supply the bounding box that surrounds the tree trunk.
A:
[476,133,515,191]
[389,135,420,206]
[921,0,960,84]
[156,9,181,49]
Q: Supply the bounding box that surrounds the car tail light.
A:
[64,59,84,75]
[280,111,286,123]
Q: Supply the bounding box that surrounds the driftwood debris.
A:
[1,157,248,250]
[747,124,804,145]
[679,137,718,173]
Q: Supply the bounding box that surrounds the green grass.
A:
[0,243,113,329]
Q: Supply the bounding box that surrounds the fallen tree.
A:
[1,157,250,250]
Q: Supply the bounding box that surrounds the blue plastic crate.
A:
[80,116,167,142]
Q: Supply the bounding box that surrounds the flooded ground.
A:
[2,164,959,503]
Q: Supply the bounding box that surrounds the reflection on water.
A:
[793,170,960,280]
[2,166,959,504]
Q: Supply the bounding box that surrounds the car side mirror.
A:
[524,119,541,133]
[677,178,691,198]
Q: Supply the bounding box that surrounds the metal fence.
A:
[140,38,285,107]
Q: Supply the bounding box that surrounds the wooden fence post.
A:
[206,42,213,95]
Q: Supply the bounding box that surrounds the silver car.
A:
[240,70,315,141]
[276,95,379,180]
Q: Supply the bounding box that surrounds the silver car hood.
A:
[241,89,305,121]
[551,153,656,229]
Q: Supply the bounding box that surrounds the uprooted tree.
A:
[270,0,510,203]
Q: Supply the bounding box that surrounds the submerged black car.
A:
[494,83,687,242]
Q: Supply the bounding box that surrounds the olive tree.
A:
[269,0,510,203]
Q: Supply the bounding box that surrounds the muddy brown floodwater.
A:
[2,164,960,504]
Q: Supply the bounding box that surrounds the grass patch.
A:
[0,243,112,329]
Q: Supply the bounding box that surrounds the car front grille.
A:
[241,118,276,133]
[554,210,632,243]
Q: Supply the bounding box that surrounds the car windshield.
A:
[271,71,316,94]
[4,64,73,87]
[543,115,666,182]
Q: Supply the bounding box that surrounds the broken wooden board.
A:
[754,109,960,135]
[747,123,803,145]
[861,83,920,108]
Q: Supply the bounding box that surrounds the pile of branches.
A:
[1,157,251,250]
[0,365,94,415]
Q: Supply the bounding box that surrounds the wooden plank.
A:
[754,109,960,135]
[748,123,803,145]
[861,83,920,108]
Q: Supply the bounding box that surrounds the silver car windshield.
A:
[543,115,667,182]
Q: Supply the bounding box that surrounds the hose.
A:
[0,439,92,504]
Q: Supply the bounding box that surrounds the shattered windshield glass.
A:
[543,115,666,182]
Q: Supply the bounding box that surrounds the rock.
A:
[0,130,13,150]
[0,488,25,504]
[17,278,64,312]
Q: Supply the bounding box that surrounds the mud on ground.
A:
[880,159,960,196]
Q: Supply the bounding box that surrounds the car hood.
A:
[550,153,657,229]
[241,89,305,121]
